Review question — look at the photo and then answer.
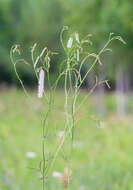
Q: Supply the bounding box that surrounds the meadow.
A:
[1,88,133,190]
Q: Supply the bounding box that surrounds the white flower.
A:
[26,152,36,158]
[38,69,45,98]
[58,131,64,138]
[67,37,73,48]
[52,171,63,179]
[75,33,80,43]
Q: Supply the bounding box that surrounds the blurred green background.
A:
[1,1,133,189]
[1,89,133,190]
[0,0,133,89]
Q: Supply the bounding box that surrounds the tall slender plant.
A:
[10,27,125,189]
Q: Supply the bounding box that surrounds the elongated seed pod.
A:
[67,37,73,48]
[38,69,45,98]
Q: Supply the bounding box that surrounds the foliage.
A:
[0,0,132,85]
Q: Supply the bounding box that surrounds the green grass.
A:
[0,88,133,190]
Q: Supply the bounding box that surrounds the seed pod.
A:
[67,37,73,48]
[38,69,45,98]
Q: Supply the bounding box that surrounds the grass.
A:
[0,88,133,190]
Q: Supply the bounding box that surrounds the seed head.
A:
[67,37,73,48]
[38,69,45,98]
